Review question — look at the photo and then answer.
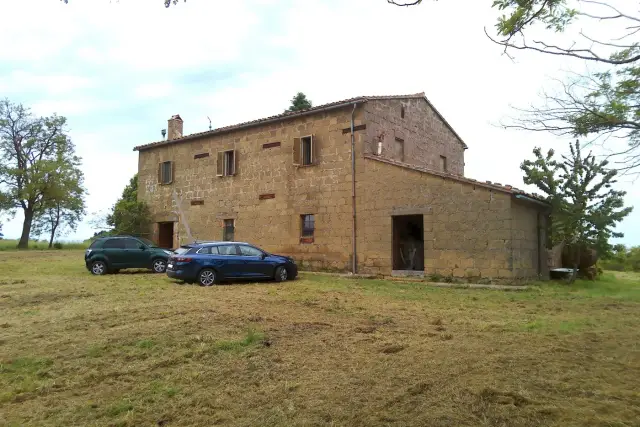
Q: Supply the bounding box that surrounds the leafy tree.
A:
[32,161,86,248]
[392,0,640,172]
[521,140,632,282]
[106,174,151,236]
[285,92,313,113]
[0,100,83,249]
[601,244,640,272]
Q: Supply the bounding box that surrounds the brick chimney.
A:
[167,115,183,140]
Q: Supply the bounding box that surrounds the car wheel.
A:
[274,266,288,282]
[91,261,108,276]
[198,269,217,287]
[152,259,167,273]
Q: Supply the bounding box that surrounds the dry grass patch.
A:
[1,250,639,426]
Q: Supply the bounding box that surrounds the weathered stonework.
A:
[136,94,549,278]
[364,98,466,175]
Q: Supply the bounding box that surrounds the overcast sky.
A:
[0,0,637,245]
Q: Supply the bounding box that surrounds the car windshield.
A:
[137,237,157,247]
[173,246,191,255]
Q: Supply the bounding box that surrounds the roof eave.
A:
[133,99,367,152]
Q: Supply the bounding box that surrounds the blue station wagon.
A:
[166,241,298,286]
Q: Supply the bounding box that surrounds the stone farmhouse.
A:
[134,93,550,278]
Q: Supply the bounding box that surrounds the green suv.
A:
[85,236,172,275]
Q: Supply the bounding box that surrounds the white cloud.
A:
[134,82,175,99]
[0,0,637,244]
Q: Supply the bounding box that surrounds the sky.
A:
[0,0,638,245]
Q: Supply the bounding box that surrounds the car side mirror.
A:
[139,245,146,250]
[261,253,267,259]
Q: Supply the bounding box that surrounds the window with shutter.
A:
[301,135,313,166]
[293,137,301,165]
[159,161,173,184]
[217,150,236,177]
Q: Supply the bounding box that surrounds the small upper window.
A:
[401,105,405,119]
[301,214,315,238]
[217,150,236,177]
[440,155,448,172]
[294,136,315,166]
[159,161,173,184]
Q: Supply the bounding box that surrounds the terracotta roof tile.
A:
[133,92,468,151]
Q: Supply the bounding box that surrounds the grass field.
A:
[0,239,88,251]
[1,251,639,427]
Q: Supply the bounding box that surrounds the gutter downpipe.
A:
[351,103,358,275]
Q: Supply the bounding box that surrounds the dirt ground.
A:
[1,250,639,426]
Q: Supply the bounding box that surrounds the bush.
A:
[53,242,63,250]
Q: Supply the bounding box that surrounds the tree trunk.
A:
[18,207,34,249]
[569,245,581,284]
[48,224,57,249]
[48,206,60,249]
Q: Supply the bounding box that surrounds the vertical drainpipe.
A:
[351,103,358,275]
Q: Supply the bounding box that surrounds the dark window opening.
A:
[160,161,172,184]
[224,150,235,176]
[440,155,448,172]
[223,219,235,241]
[301,214,315,238]
[401,105,405,119]
[301,136,313,166]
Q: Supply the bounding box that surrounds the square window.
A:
[223,219,235,241]
[301,214,315,239]
[440,155,448,172]
[160,161,172,184]
[217,150,236,177]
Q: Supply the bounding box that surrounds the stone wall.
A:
[137,97,545,278]
[364,98,466,175]
[137,105,367,271]
[510,200,538,278]
[357,156,513,276]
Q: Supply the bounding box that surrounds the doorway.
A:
[392,215,424,271]
[158,222,174,249]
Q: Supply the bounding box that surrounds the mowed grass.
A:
[1,251,639,427]
[0,239,88,251]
